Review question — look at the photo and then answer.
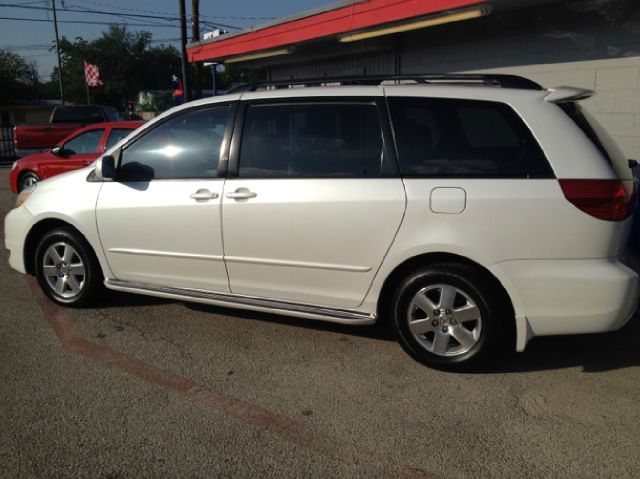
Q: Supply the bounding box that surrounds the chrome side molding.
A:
[105,279,376,325]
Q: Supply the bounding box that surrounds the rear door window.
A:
[388,97,553,178]
[237,102,383,178]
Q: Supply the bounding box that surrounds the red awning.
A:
[188,0,484,62]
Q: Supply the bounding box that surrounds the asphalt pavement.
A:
[1,167,639,478]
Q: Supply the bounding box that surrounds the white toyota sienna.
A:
[5,74,639,369]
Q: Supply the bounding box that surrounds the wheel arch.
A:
[17,169,40,191]
[23,218,89,276]
[376,252,517,345]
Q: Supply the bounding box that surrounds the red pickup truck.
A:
[13,105,123,157]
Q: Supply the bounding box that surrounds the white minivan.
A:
[5,74,638,369]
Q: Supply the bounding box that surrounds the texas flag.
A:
[84,61,103,87]
[171,74,184,97]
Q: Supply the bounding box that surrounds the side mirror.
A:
[52,146,72,157]
[96,155,116,180]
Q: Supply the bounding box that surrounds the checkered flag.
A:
[84,61,103,87]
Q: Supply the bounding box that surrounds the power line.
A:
[0,3,241,29]
[74,0,276,21]
[1,37,180,49]
[0,15,182,27]
[22,52,56,57]
[1,2,180,20]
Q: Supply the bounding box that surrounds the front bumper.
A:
[4,206,34,274]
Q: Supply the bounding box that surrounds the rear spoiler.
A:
[545,86,594,103]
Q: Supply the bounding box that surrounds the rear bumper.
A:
[491,258,639,350]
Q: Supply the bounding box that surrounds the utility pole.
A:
[191,0,202,99]
[51,0,65,105]
[179,0,192,102]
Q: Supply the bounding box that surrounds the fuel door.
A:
[430,187,467,214]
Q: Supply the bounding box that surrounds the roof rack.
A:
[226,74,543,94]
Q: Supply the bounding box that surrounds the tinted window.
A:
[119,106,230,181]
[105,128,133,150]
[389,98,553,178]
[238,103,382,178]
[63,129,104,154]
[559,102,632,181]
[52,106,104,124]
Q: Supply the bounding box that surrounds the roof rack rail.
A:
[226,74,543,94]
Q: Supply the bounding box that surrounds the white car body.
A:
[5,77,638,358]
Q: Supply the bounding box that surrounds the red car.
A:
[9,121,143,193]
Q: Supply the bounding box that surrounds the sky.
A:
[0,0,331,79]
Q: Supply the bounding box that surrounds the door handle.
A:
[190,189,219,201]
[226,188,257,200]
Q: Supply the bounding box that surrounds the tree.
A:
[51,26,181,110]
[0,50,41,104]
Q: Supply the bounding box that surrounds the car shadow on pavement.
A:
[96,290,639,373]
[94,290,174,308]
[483,314,640,374]
[185,302,640,373]
[184,301,396,342]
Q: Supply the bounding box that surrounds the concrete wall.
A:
[400,1,640,160]
[268,0,640,161]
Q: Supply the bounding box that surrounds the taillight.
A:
[559,179,635,221]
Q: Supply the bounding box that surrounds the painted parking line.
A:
[23,276,437,479]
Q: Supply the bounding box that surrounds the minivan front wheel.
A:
[34,228,103,307]
[392,263,505,370]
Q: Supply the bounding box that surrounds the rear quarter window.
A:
[559,102,633,181]
[388,97,554,179]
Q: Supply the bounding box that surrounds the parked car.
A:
[13,105,124,157]
[4,74,638,369]
[9,121,144,193]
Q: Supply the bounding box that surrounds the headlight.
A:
[14,183,37,209]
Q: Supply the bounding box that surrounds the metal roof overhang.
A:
[187,0,487,63]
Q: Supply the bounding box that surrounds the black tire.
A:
[19,171,40,192]
[391,263,510,371]
[34,227,104,307]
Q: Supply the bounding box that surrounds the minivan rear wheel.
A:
[391,263,506,370]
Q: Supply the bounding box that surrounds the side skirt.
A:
[104,279,377,325]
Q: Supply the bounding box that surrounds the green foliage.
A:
[51,25,182,110]
[0,50,41,104]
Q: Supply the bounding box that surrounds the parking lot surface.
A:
[1,168,639,478]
